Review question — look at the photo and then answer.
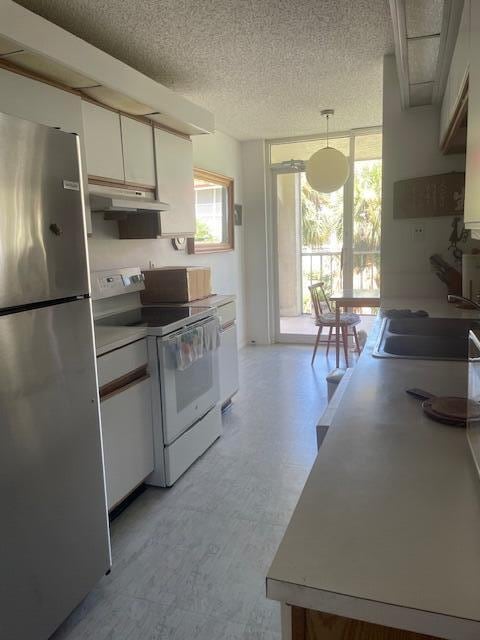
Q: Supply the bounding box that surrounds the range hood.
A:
[89,184,170,217]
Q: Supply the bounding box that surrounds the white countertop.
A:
[267,298,480,639]
[92,294,235,355]
[178,293,236,308]
[92,295,235,355]
[94,325,147,356]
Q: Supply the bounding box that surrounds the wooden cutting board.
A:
[406,388,480,426]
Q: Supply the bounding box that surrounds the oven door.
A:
[158,317,219,445]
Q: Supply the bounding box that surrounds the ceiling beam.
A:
[433,0,465,104]
[389,0,464,109]
[389,0,410,109]
[0,0,215,135]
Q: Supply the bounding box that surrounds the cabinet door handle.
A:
[99,365,149,402]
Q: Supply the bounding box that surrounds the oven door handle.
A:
[162,316,219,342]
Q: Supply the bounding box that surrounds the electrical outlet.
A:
[412,223,425,243]
[149,260,156,269]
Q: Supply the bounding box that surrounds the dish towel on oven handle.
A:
[203,317,221,352]
[169,317,220,371]
[170,325,204,371]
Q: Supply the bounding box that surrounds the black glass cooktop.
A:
[96,305,210,328]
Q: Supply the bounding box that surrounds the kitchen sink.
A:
[387,317,478,337]
[373,317,480,360]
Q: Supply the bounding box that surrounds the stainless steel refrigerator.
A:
[0,112,111,639]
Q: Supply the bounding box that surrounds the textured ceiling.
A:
[14,0,394,140]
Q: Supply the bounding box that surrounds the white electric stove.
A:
[92,267,222,486]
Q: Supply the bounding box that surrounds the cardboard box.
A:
[141,267,211,303]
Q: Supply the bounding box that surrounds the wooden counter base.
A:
[291,607,440,640]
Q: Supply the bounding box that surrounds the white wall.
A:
[277,173,301,316]
[241,140,272,344]
[382,55,475,298]
[88,129,247,345]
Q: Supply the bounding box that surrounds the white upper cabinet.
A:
[120,115,155,187]
[0,67,92,233]
[440,0,470,148]
[81,101,125,182]
[154,128,195,236]
[464,0,480,228]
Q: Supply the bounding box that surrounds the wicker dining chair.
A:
[309,282,361,366]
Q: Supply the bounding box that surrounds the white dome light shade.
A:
[305,146,350,193]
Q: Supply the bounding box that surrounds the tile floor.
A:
[53,344,329,640]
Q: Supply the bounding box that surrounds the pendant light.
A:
[305,109,350,193]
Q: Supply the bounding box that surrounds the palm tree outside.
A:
[300,160,381,312]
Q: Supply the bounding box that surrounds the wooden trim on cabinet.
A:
[291,606,306,640]
[159,232,194,239]
[99,365,149,402]
[88,174,127,187]
[0,57,191,140]
[0,56,83,96]
[100,373,150,402]
[187,241,234,254]
[291,606,440,640]
[88,176,156,193]
[81,93,123,114]
[82,94,191,140]
[120,110,187,139]
[151,118,191,141]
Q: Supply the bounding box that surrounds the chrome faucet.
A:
[448,294,480,310]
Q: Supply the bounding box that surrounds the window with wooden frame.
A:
[187,168,234,253]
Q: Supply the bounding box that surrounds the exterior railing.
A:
[301,249,380,312]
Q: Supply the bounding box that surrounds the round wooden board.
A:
[430,396,480,421]
[421,396,480,426]
[422,401,465,427]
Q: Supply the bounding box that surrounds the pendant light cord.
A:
[326,114,330,148]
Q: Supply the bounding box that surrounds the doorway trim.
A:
[266,126,382,344]
[269,164,312,344]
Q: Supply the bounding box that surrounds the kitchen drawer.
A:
[100,376,153,509]
[217,301,236,328]
[164,405,221,486]
[97,339,148,387]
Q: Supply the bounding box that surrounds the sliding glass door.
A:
[271,130,381,341]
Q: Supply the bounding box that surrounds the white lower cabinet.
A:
[100,377,153,510]
[97,339,154,510]
[219,322,239,406]
[164,405,221,486]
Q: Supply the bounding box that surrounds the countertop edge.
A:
[95,328,148,356]
[266,578,480,640]
[176,293,236,308]
[266,297,480,637]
